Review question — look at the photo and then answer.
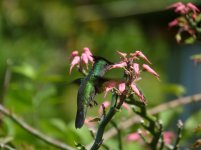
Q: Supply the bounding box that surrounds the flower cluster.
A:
[168,2,201,43]
[104,50,159,103]
[69,47,94,74]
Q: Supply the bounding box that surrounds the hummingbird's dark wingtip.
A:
[75,110,85,129]
[92,55,113,65]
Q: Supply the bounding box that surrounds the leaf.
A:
[12,63,36,80]
[184,36,196,44]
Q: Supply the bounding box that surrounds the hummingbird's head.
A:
[92,56,113,77]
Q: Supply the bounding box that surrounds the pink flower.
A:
[133,63,140,77]
[69,50,79,60]
[99,100,131,115]
[187,2,200,13]
[130,83,145,102]
[81,53,89,69]
[142,64,160,80]
[117,51,127,61]
[103,81,118,97]
[110,61,127,69]
[134,51,152,64]
[69,56,80,74]
[126,132,140,142]
[167,2,188,14]
[118,82,126,93]
[168,19,179,27]
[163,131,175,144]
[167,2,184,9]
[83,47,94,63]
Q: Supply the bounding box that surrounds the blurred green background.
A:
[0,0,201,149]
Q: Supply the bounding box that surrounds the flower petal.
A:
[136,51,152,64]
[110,62,127,69]
[187,2,200,13]
[142,64,160,79]
[130,83,145,102]
[70,56,80,74]
[126,132,140,141]
[133,63,140,77]
[118,82,126,93]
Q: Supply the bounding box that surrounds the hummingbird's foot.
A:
[88,100,98,108]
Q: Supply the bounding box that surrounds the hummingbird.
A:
[75,56,113,129]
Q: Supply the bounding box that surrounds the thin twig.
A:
[93,93,201,143]
[0,104,75,150]
[173,120,183,150]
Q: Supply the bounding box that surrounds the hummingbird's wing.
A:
[75,80,96,129]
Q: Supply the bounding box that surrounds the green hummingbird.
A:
[75,56,113,129]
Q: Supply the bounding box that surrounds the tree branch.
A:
[0,104,75,150]
[95,93,201,143]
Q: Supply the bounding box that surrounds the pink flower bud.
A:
[175,4,188,14]
[187,2,200,13]
[117,51,127,59]
[142,64,159,79]
[103,81,118,97]
[133,63,139,77]
[69,50,79,61]
[168,19,179,27]
[126,132,140,142]
[118,82,126,93]
[83,47,94,63]
[81,53,89,69]
[167,2,184,9]
[110,62,127,69]
[69,56,80,74]
[130,83,145,102]
[163,131,175,144]
[135,51,152,64]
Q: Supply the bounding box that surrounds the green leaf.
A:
[184,36,196,44]
[12,63,36,80]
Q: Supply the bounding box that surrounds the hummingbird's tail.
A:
[75,109,85,129]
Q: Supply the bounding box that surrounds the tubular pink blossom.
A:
[69,50,79,61]
[130,83,145,102]
[135,51,152,64]
[142,64,160,79]
[126,132,140,142]
[110,61,127,69]
[69,56,80,74]
[133,63,140,77]
[175,4,188,14]
[167,2,184,9]
[163,131,175,144]
[81,53,89,69]
[168,19,179,27]
[117,51,127,59]
[103,81,118,97]
[187,2,200,13]
[118,82,126,93]
[83,47,94,63]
